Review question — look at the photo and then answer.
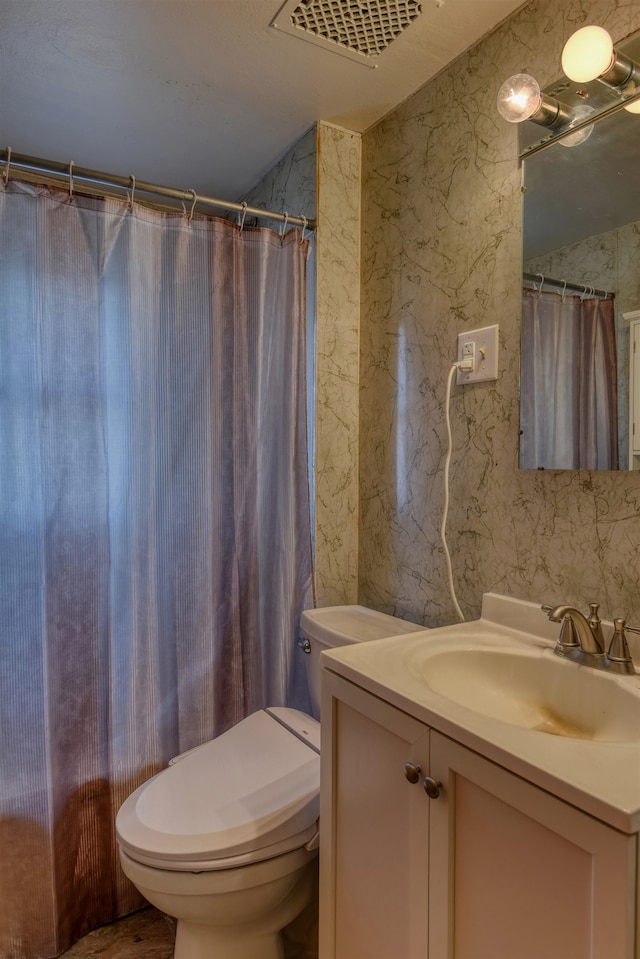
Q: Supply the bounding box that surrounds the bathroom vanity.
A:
[318,594,640,959]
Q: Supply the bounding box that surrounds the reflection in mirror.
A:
[520,86,640,471]
[520,284,618,470]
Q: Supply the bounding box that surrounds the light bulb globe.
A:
[558,103,595,147]
[496,74,542,123]
[561,25,614,83]
[624,97,640,114]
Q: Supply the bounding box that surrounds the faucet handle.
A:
[606,619,636,674]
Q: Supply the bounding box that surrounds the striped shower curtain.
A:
[520,288,619,470]
[0,181,313,957]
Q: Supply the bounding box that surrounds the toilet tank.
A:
[299,605,422,719]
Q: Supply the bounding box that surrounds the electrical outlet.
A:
[456,324,499,384]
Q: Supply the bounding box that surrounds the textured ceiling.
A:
[1,0,524,201]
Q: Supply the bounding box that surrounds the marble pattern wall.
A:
[360,0,640,626]
[242,125,317,225]
[314,123,362,605]
[245,122,361,606]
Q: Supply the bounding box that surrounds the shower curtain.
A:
[0,181,313,958]
[520,288,618,470]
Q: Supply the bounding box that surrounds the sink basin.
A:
[405,642,640,742]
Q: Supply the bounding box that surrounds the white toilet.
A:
[116,605,420,959]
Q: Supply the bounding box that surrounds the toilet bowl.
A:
[119,845,316,959]
[116,605,421,958]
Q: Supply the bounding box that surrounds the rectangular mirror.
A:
[520,32,640,471]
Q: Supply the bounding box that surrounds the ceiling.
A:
[1,0,524,204]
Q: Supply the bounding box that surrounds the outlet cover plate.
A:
[456,324,499,384]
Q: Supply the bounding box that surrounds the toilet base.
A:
[174,922,283,959]
[119,846,317,959]
[170,868,314,959]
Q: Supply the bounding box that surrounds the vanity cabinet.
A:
[428,732,636,959]
[319,674,430,959]
[319,670,638,959]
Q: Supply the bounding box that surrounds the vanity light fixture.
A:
[561,25,640,103]
[496,73,571,128]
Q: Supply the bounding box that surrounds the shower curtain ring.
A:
[68,160,75,198]
[279,212,289,245]
[581,285,588,300]
[238,201,248,234]
[3,147,11,187]
[561,279,567,301]
[299,214,308,243]
[536,273,544,295]
[128,175,136,210]
[187,189,197,222]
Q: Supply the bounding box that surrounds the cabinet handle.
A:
[423,776,442,799]
[403,762,422,784]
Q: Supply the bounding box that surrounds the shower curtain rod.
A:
[523,271,614,299]
[0,148,316,230]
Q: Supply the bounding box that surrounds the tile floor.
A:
[59,908,174,959]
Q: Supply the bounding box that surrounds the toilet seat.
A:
[116,708,320,872]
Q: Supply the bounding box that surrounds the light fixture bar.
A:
[533,95,573,128]
[520,95,637,158]
[601,49,640,88]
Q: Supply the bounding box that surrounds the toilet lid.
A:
[116,708,320,871]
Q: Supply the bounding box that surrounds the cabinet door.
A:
[428,731,637,959]
[320,672,431,959]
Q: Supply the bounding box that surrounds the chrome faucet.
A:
[543,603,636,675]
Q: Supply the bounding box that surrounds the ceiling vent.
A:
[271,0,423,67]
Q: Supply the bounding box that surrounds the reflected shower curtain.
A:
[520,288,618,470]
[0,181,313,958]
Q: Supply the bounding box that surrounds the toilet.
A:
[115,605,420,959]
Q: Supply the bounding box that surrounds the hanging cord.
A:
[441,364,466,623]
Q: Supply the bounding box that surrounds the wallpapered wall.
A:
[359,0,640,626]
[249,0,640,626]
